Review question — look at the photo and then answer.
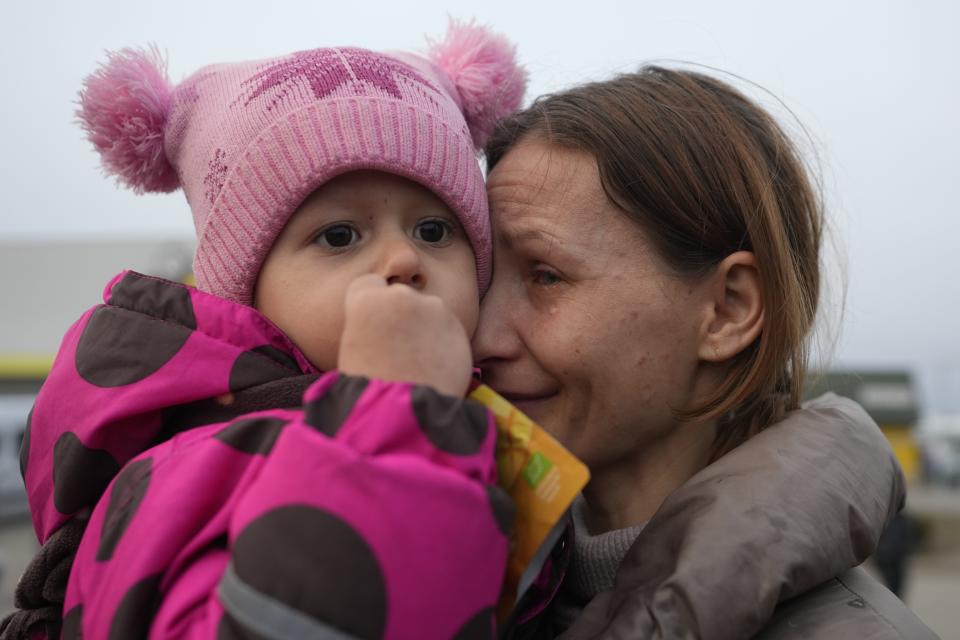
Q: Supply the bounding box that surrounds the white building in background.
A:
[0,237,195,363]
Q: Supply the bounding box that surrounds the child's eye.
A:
[414,219,453,244]
[315,224,359,248]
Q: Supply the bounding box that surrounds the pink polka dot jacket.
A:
[17,271,511,639]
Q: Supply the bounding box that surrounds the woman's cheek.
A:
[538,308,591,368]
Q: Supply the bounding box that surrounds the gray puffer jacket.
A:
[507,394,938,639]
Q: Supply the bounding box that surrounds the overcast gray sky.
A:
[1,0,958,411]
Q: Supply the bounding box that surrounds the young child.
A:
[9,22,525,640]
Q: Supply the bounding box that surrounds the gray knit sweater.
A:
[551,497,645,629]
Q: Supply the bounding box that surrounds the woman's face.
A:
[474,139,716,470]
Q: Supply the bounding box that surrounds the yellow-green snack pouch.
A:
[468,384,590,620]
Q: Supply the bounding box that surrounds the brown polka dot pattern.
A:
[411,389,489,455]
[486,486,516,536]
[453,607,496,639]
[214,417,289,455]
[75,306,193,387]
[53,432,121,515]
[19,407,32,480]
[108,272,197,329]
[159,375,318,439]
[109,572,163,640]
[304,376,369,437]
[74,273,197,388]
[229,345,301,392]
[233,505,386,639]
[97,458,153,561]
[61,603,83,640]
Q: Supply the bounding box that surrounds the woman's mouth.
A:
[497,390,559,417]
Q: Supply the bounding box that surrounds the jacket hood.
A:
[560,394,905,639]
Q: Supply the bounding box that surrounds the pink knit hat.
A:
[77,21,526,304]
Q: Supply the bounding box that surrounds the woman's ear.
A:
[698,251,764,362]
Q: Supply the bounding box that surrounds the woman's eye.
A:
[316,224,359,248]
[532,267,563,287]
[414,219,452,244]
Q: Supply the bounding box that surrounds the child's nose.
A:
[379,237,425,290]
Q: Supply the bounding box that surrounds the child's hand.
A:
[338,274,472,397]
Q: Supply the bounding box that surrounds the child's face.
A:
[254,170,480,371]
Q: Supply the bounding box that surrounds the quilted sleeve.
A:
[62,372,513,640]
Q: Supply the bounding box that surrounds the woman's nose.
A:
[472,280,522,365]
[378,236,425,289]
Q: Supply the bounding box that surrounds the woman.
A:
[475,67,937,638]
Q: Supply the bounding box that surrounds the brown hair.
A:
[486,66,823,458]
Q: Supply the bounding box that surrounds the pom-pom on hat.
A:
[77,20,526,304]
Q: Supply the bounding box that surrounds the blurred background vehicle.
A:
[922,416,960,488]
[0,385,35,520]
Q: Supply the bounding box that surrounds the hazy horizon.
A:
[2,0,957,412]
